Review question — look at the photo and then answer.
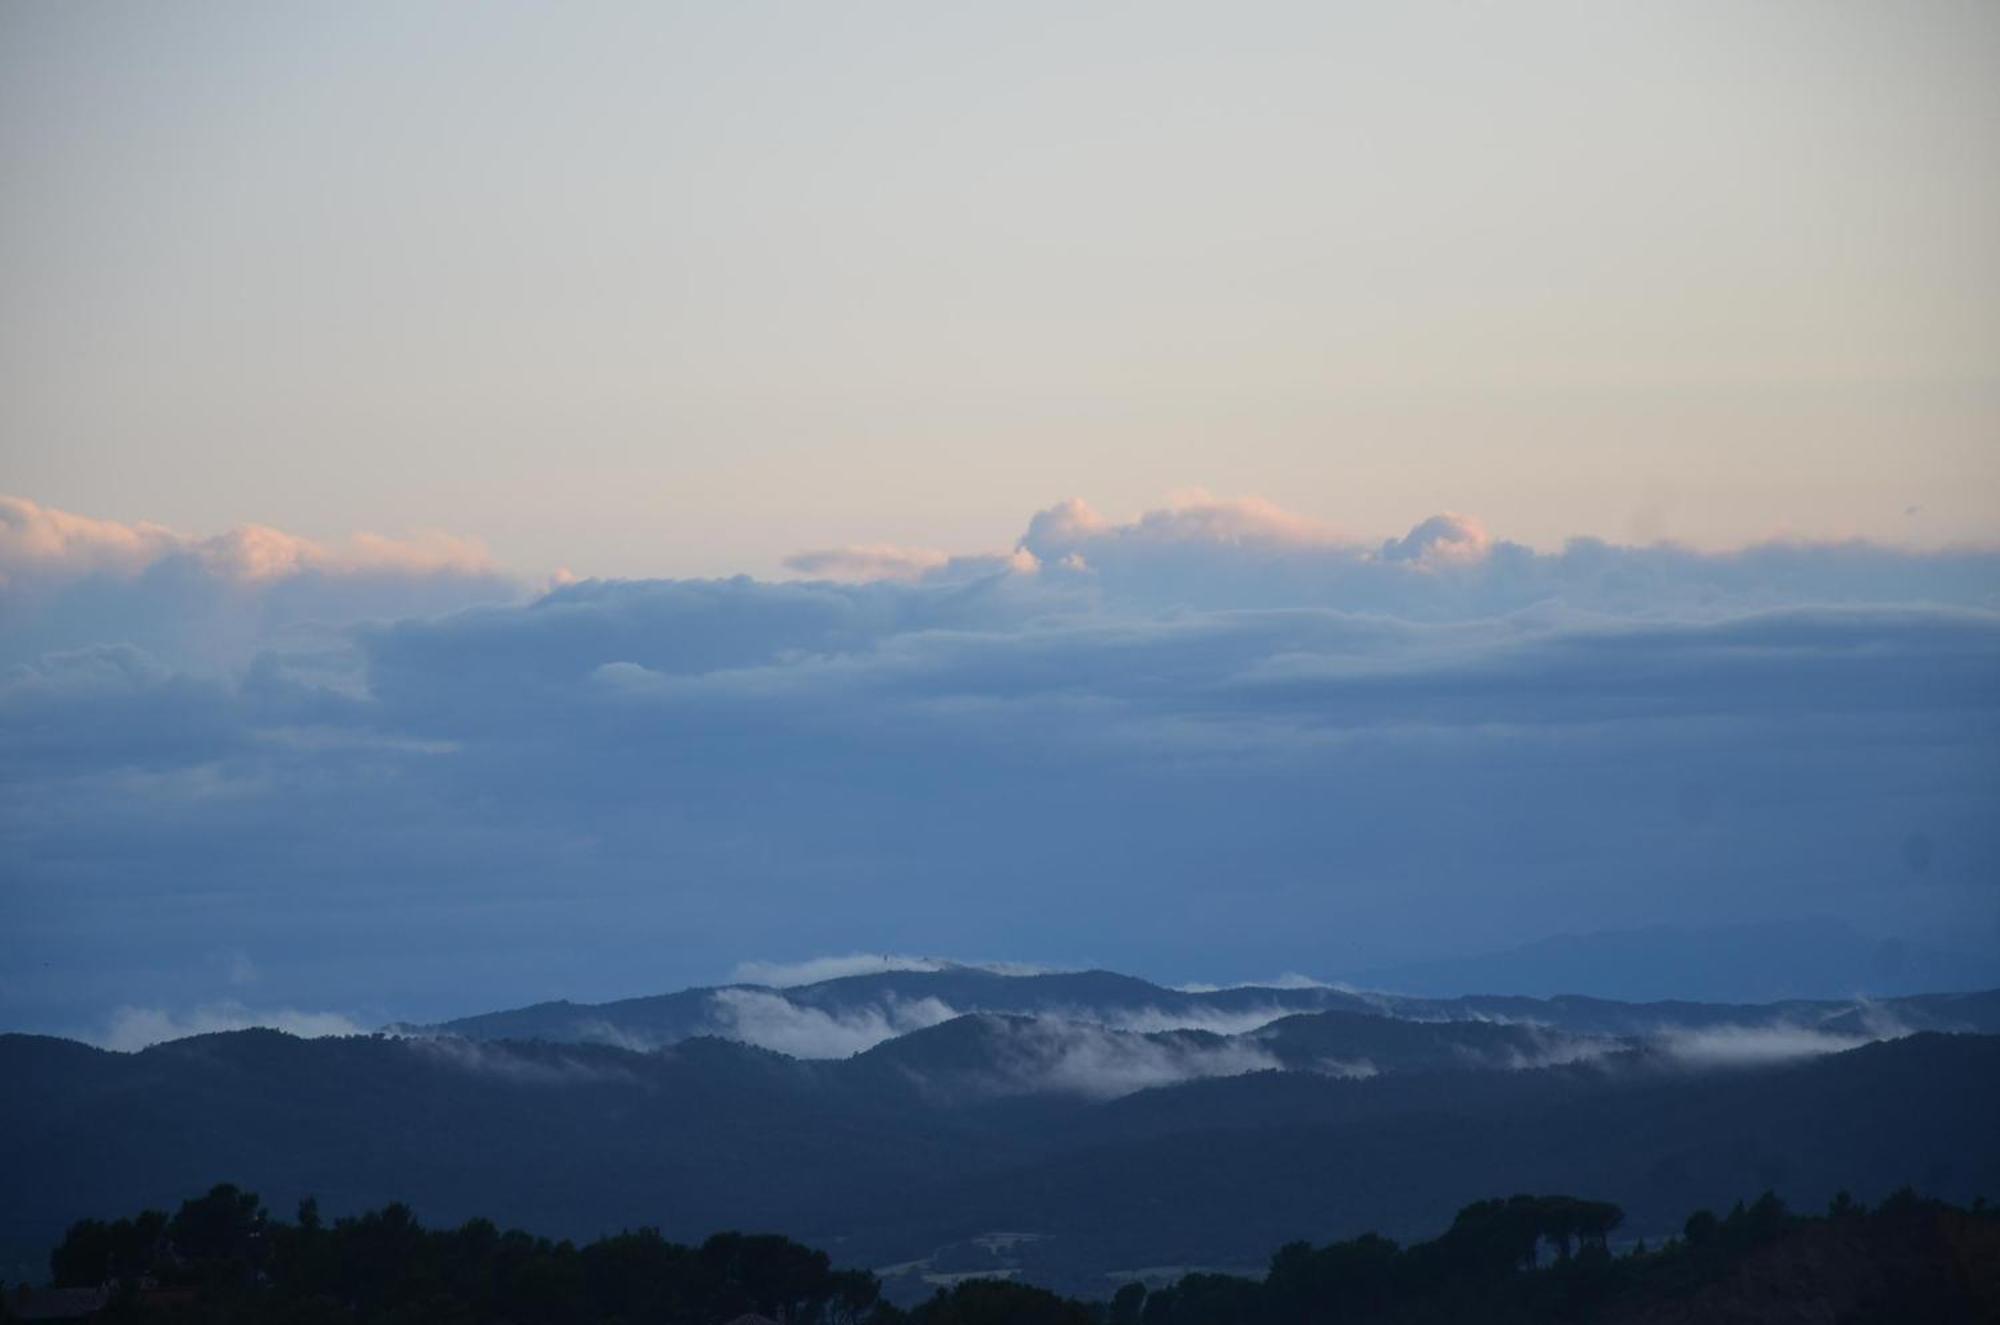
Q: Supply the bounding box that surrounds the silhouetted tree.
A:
[1109,1280,1147,1325]
[913,1278,1092,1325]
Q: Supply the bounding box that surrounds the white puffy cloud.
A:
[0,495,181,584]
[0,495,498,594]
[0,494,521,669]
[1379,512,1492,567]
[1022,492,1341,559]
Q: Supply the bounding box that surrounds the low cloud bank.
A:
[960,1017,1282,1101]
[1649,1023,1900,1068]
[705,989,962,1058]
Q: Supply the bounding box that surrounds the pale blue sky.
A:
[4,0,1998,578]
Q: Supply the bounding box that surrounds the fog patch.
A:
[706,988,960,1057]
[730,954,953,986]
[571,1018,668,1052]
[1313,1058,1380,1080]
[1829,999,1920,1040]
[1649,1023,1900,1068]
[1459,1031,1621,1071]
[958,1018,1282,1101]
[1097,1004,1301,1037]
[403,1036,636,1085]
[728,954,1058,987]
[95,1003,363,1051]
[1172,972,1333,994]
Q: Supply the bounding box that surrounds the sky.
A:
[2,2,1998,1042]
[4,1,1998,576]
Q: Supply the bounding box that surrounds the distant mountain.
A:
[389,960,2000,1058]
[387,966,1381,1052]
[1343,917,2000,1002]
[1249,1008,1611,1073]
[5,1003,1998,1296]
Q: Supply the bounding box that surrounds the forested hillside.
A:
[4,1025,1997,1295]
[13,1183,1996,1323]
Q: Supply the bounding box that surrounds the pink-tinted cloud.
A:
[0,494,181,585]
[0,495,520,669]
[0,494,498,591]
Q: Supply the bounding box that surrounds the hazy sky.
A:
[5,0,1998,578]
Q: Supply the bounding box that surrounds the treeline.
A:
[10,1184,1993,1324]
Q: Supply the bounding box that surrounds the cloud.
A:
[798,491,2000,617]
[1174,973,1335,994]
[946,1017,1282,1101]
[1310,1058,1380,1080]
[731,954,953,986]
[1379,512,1491,568]
[0,494,521,670]
[1021,492,1340,560]
[402,1036,637,1084]
[0,495,180,583]
[1647,1023,1898,1068]
[0,494,496,589]
[783,545,954,583]
[94,1003,364,1052]
[5,490,1998,1036]
[704,988,960,1057]
[1091,1005,1306,1037]
[730,954,1059,987]
[783,545,1043,586]
[1465,1032,1622,1072]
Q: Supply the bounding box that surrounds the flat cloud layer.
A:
[3,492,1998,1034]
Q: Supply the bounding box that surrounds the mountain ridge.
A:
[7,993,1999,1295]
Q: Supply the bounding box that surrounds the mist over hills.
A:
[388,957,2000,1060]
[8,964,2000,1298]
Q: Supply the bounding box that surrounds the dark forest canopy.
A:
[5,1028,1999,1298]
[10,1183,1996,1325]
